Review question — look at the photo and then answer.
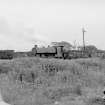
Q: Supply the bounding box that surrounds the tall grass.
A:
[0,57,105,105]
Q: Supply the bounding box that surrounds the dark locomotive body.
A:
[32,45,64,58]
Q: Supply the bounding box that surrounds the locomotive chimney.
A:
[32,45,38,56]
[34,45,38,48]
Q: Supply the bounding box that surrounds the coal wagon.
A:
[63,50,91,59]
[0,50,14,59]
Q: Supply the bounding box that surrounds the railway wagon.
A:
[0,50,14,59]
[63,50,91,59]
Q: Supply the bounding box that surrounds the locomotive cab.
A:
[54,45,64,58]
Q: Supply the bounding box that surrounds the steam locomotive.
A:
[31,45,91,59]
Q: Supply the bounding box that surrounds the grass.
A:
[0,57,105,105]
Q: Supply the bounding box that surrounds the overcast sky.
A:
[0,0,105,51]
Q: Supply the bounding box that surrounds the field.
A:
[0,57,105,105]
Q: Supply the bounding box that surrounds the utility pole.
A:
[82,27,86,50]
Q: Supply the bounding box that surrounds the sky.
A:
[0,0,105,51]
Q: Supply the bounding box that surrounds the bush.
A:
[87,97,105,105]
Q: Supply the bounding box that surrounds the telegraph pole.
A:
[82,27,86,50]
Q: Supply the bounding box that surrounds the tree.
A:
[51,41,72,47]
[79,45,97,52]
[51,41,73,51]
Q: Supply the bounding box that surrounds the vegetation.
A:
[0,57,105,105]
[51,41,73,51]
[79,45,98,51]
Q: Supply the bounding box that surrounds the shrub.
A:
[87,97,105,105]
